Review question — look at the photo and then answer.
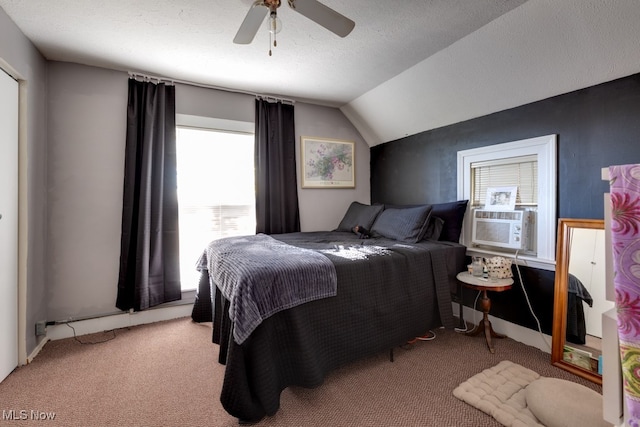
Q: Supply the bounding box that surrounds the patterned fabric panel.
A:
[609,163,640,425]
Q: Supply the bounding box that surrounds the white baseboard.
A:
[27,336,50,364]
[453,302,552,353]
[43,302,545,352]
[46,304,194,341]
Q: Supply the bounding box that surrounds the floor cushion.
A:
[453,360,543,426]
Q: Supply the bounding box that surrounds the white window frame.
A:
[175,114,255,291]
[457,135,557,270]
[176,114,254,134]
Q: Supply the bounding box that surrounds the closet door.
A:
[0,68,19,383]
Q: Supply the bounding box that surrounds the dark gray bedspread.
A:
[273,231,459,331]
[193,231,467,422]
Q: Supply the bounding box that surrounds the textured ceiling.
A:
[0,0,528,106]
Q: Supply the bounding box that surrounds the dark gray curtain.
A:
[254,98,300,234]
[116,79,181,311]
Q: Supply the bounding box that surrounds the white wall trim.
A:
[1,59,30,366]
[26,337,49,364]
[466,247,555,271]
[45,304,194,341]
[17,78,28,366]
[457,134,557,264]
[176,113,253,134]
[453,302,552,354]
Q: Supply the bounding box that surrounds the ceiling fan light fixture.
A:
[267,10,282,56]
[234,0,355,53]
[267,11,282,34]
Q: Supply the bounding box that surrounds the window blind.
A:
[471,156,538,206]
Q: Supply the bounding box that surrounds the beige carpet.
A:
[0,317,604,426]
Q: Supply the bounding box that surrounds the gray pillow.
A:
[423,216,444,240]
[371,205,433,243]
[336,202,384,231]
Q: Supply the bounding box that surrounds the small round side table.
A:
[456,271,514,353]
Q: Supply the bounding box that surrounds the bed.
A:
[191,200,468,423]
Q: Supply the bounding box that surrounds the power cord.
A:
[454,290,482,333]
[416,330,437,341]
[65,323,117,345]
[408,288,482,343]
[513,250,551,351]
[406,330,436,345]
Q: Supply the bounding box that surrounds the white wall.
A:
[342,0,640,146]
[295,103,370,232]
[0,6,48,359]
[45,62,369,322]
[46,63,128,322]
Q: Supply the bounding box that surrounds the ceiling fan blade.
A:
[289,0,355,38]
[234,3,269,44]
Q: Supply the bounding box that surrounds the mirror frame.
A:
[551,218,603,385]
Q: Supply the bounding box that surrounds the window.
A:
[176,117,255,290]
[457,135,557,269]
[471,157,538,207]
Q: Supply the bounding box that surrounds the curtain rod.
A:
[128,71,295,104]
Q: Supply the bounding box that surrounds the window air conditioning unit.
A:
[471,209,533,251]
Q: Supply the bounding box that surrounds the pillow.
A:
[525,377,608,427]
[430,200,468,242]
[335,202,384,232]
[423,216,444,240]
[370,205,433,243]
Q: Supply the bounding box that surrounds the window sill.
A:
[466,247,555,271]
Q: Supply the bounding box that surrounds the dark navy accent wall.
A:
[370,73,640,333]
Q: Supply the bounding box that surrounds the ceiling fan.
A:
[234,0,355,54]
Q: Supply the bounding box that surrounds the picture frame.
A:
[301,136,355,188]
[485,186,517,210]
[563,345,594,371]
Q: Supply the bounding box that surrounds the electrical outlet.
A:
[35,320,46,336]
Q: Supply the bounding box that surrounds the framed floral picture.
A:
[301,136,355,188]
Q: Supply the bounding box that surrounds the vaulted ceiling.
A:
[0,0,527,106]
[1,0,640,146]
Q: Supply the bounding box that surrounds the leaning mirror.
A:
[551,218,612,385]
